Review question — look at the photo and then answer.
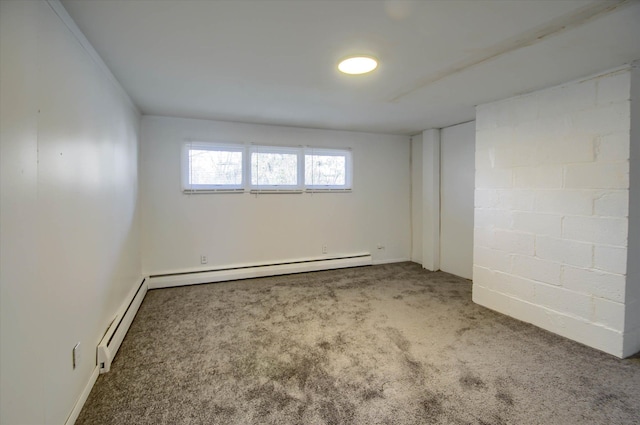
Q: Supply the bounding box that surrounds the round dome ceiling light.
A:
[338,55,378,75]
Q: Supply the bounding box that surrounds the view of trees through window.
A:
[251,152,298,186]
[305,154,346,186]
[184,143,351,191]
[188,149,242,185]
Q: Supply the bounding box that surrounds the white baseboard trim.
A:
[372,257,411,265]
[148,254,373,289]
[64,366,99,425]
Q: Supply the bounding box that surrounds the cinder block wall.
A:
[473,67,633,357]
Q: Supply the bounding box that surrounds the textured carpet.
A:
[76,262,640,424]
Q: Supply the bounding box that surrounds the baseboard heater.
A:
[97,278,148,373]
[148,253,372,289]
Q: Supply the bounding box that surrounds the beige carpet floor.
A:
[76,262,640,424]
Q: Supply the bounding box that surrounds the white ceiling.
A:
[61,0,640,135]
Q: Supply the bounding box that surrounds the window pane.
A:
[189,149,242,185]
[305,154,346,186]
[251,152,298,186]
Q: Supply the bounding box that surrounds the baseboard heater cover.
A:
[97,278,148,373]
[148,254,373,289]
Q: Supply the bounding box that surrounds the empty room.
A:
[2,0,640,424]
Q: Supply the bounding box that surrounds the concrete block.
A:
[473,226,493,248]
[535,236,593,268]
[597,71,631,106]
[594,245,628,274]
[512,255,562,286]
[473,265,535,301]
[476,167,513,189]
[570,102,630,136]
[625,300,640,333]
[513,211,562,237]
[494,271,537,300]
[561,265,626,303]
[475,189,499,209]
[538,79,596,119]
[506,95,539,124]
[493,229,535,255]
[474,209,513,229]
[562,216,628,247]
[564,162,629,189]
[506,295,547,326]
[534,190,594,215]
[535,134,595,165]
[475,127,513,150]
[473,246,512,273]
[593,190,629,218]
[472,284,513,317]
[595,131,630,162]
[514,120,549,146]
[534,282,593,320]
[514,166,563,189]
[475,148,493,170]
[493,144,537,168]
[557,315,623,358]
[623,324,640,358]
[592,297,625,329]
[497,189,535,212]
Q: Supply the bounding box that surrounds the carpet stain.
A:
[460,373,487,390]
[456,326,472,336]
[361,385,385,400]
[385,327,411,352]
[421,392,444,421]
[403,354,425,377]
[246,382,297,415]
[319,399,356,425]
[496,390,515,406]
[318,340,331,350]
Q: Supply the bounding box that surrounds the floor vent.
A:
[97,278,148,373]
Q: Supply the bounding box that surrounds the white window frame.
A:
[181,142,353,194]
[304,147,353,192]
[249,145,304,193]
[182,142,246,193]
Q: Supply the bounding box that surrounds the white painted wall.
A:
[140,116,411,274]
[411,133,423,263]
[473,67,636,357]
[440,121,475,279]
[421,129,441,271]
[0,1,142,423]
[626,62,640,355]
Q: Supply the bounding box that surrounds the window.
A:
[250,145,302,192]
[182,142,352,193]
[183,143,244,192]
[305,148,352,191]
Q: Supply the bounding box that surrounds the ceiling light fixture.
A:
[338,55,378,75]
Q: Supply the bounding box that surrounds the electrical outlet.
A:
[322,245,328,254]
[200,255,208,264]
[73,342,81,369]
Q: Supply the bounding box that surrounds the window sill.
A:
[183,189,245,194]
[249,189,304,194]
[306,189,352,193]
